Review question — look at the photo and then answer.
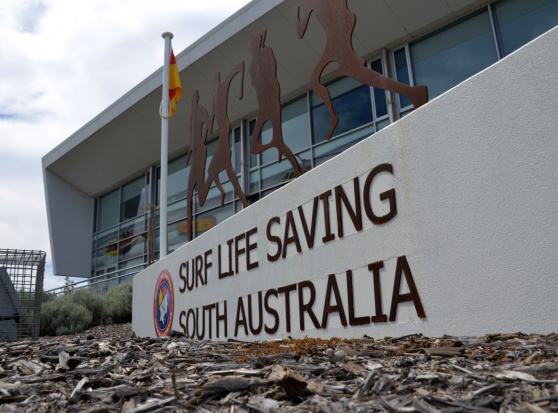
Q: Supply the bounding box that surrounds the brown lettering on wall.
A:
[298,280,320,330]
[297,197,319,249]
[278,283,297,333]
[246,227,259,270]
[234,232,246,274]
[203,303,216,339]
[196,306,205,339]
[364,163,397,225]
[319,190,335,243]
[346,270,370,326]
[234,297,248,337]
[389,256,426,321]
[179,262,188,293]
[216,301,227,338]
[266,216,282,262]
[248,291,264,335]
[368,260,388,323]
[282,210,302,258]
[218,241,233,279]
[321,274,348,328]
[335,177,363,238]
[195,255,204,288]
[264,289,279,334]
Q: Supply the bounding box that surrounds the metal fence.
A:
[44,262,143,298]
[0,249,46,341]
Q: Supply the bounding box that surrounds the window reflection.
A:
[167,155,189,204]
[121,177,146,221]
[495,0,558,56]
[410,11,498,99]
[394,49,412,109]
[311,78,373,144]
[97,189,119,231]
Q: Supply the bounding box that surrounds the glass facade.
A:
[90,0,558,290]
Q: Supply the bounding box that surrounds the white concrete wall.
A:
[134,26,558,340]
[43,169,94,277]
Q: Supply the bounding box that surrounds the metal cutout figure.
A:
[186,90,212,241]
[207,62,248,209]
[249,30,303,177]
[295,0,429,141]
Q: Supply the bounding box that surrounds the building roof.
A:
[42,0,488,198]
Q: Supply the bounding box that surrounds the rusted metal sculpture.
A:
[186,90,212,241]
[183,2,430,242]
[295,0,429,141]
[207,61,248,208]
[249,30,303,177]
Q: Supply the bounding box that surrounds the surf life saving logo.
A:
[153,270,174,337]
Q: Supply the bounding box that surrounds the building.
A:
[42,0,558,292]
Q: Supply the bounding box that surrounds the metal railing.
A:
[0,249,46,341]
[45,262,145,297]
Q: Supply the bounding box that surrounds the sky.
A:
[0,0,252,291]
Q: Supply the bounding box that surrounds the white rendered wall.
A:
[43,170,94,277]
[134,27,558,340]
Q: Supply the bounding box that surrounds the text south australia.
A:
[174,163,426,340]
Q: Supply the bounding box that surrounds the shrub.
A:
[41,290,57,304]
[105,282,133,324]
[68,288,106,326]
[40,296,93,336]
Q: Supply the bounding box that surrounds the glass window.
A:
[233,126,242,173]
[394,48,412,109]
[369,59,388,119]
[280,97,311,156]
[167,156,189,204]
[311,77,373,144]
[495,0,558,56]
[410,11,498,99]
[168,220,190,252]
[167,200,187,223]
[97,189,119,231]
[121,176,146,221]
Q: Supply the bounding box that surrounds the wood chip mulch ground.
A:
[1,323,557,412]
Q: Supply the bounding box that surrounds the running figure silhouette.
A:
[186,90,212,241]
[295,0,428,141]
[206,61,248,209]
[249,30,303,177]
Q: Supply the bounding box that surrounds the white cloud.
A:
[0,0,252,291]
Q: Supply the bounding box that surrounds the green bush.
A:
[105,282,133,324]
[41,290,57,304]
[68,288,106,326]
[40,296,93,336]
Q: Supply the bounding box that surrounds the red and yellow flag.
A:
[168,50,182,117]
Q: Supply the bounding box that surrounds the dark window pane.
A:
[98,189,119,231]
[233,127,241,173]
[495,0,558,56]
[121,176,146,221]
[410,11,498,99]
[369,59,388,118]
[311,79,372,144]
[248,119,259,168]
[282,97,311,154]
[167,156,189,204]
[394,49,412,108]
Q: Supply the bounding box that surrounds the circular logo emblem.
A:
[153,270,174,337]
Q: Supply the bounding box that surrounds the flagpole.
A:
[160,32,173,258]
